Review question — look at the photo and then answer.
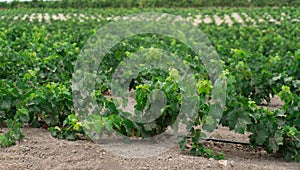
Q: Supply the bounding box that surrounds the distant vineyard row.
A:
[1,0,300,8]
[1,12,300,26]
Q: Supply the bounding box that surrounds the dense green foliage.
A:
[0,7,300,161]
[0,0,300,8]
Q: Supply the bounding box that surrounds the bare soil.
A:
[0,96,300,170]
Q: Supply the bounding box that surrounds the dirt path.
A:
[0,96,299,170]
[0,127,299,170]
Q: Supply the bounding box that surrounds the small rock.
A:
[21,146,30,152]
[72,150,77,153]
[207,164,211,168]
[218,160,228,167]
[207,140,214,147]
[230,161,234,166]
[185,143,192,149]
[215,142,223,149]
[208,158,214,161]
[260,150,267,155]
[39,153,45,158]
[84,145,89,150]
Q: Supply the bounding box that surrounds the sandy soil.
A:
[0,96,300,170]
